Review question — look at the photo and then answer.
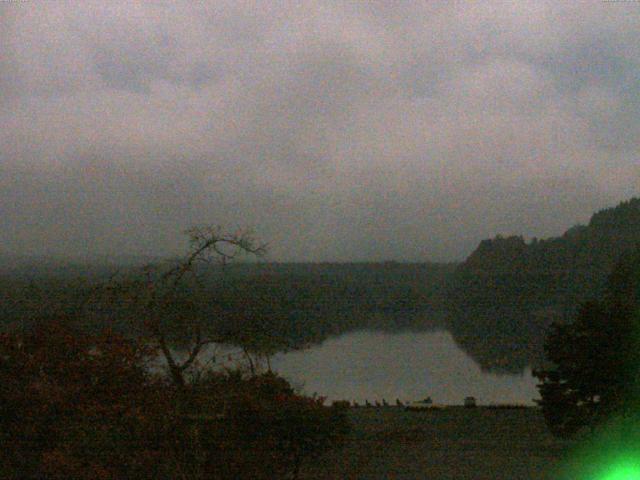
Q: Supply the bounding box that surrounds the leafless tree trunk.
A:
[112,227,266,389]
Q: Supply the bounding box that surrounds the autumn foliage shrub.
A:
[181,370,350,479]
[0,319,176,479]
[0,320,349,479]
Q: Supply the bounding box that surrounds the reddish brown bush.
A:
[0,319,175,479]
[0,321,348,479]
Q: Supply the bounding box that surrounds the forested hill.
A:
[447,197,640,373]
[0,260,455,350]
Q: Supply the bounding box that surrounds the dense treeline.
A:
[448,197,640,372]
[0,261,455,353]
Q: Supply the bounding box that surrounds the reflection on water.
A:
[271,330,539,405]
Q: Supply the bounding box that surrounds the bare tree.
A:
[107,226,266,388]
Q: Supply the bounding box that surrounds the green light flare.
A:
[599,458,640,480]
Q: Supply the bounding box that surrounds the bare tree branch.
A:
[138,226,266,388]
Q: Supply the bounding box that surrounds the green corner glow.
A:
[599,459,640,480]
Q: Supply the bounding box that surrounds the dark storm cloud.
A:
[1,1,639,261]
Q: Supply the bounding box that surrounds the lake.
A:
[270,330,539,405]
[176,329,539,405]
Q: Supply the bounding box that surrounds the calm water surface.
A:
[270,330,539,405]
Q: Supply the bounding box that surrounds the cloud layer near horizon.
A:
[1,1,639,261]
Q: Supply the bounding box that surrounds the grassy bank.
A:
[300,407,571,479]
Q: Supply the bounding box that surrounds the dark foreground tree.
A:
[534,247,640,437]
[1,227,350,479]
[0,318,349,479]
[0,319,174,479]
[92,226,267,388]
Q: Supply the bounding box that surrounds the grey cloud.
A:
[0,1,639,262]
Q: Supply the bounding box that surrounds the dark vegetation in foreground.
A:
[528,244,640,478]
[0,228,350,480]
[535,246,640,438]
[0,319,349,480]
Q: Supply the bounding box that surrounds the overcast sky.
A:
[1,1,639,262]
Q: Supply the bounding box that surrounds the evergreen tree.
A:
[534,247,640,437]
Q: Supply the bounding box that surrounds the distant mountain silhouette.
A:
[447,197,640,372]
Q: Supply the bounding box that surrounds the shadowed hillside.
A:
[447,197,640,372]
